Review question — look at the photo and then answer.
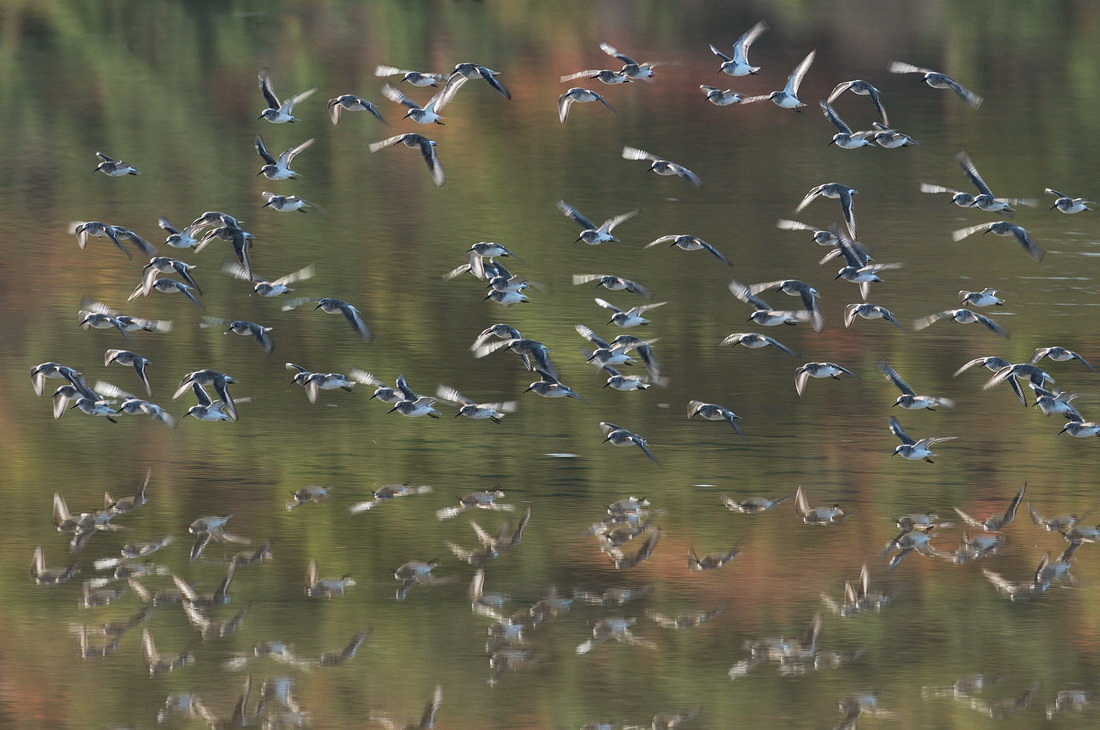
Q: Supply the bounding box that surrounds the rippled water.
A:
[2,1,1100,728]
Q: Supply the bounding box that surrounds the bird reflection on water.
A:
[15,5,1100,728]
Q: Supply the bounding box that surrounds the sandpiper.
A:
[622,146,703,187]
[374,65,446,87]
[598,42,670,79]
[558,87,616,123]
[710,21,768,76]
[369,133,444,187]
[254,135,314,180]
[381,82,452,125]
[436,385,516,423]
[819,100,875,149]
[699,85,749,106]
[1030,346,1096,373]
[844,302,905,331]
[600,422,659,465]
[104,349,153,396]
[93,151,141,176]
[826,79,889,125]
[889,61,982,108]
[595,297,668,328]
[557,199,637,244]
[687,400,743,435]
[327,94,387,126]
[572,274,652,298]
[913,308,1009,338]
[889,417,958,462]
[719,332,797,357]
[257,67,317,123]
[795,183,857,239]
[795,362,859,397]
[959,288,1004,307]
[645,234,731,266]
[261,191,316,213]
[878,360,955,410]
[729,279,810,326]
[743,49,816,110]
[1045,188,1095,214]
[445,62,511,99]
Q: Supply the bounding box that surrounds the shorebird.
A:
[687,400,743,435]
[646,234,730,266]
[1031,386,1083,420]
[982,363,1054,406]
[600,422,659,465]
[257,67,317,123]
[557,87,615,123]
[157,217,203,249]
[572,274,652,298]
[777,218,839,246]
[913,308,1009,338]
[71,221,156,259]
[699,85,749,106]
[743,49,815,110]
[436,386,516,423]
[142,256,201,295]
[261,191,317,213]
[889,61,983,108]
[104,349,153,396]
[557,199,637,244]
[888,417,958,462]
[595,297,667,328]
[1030,346,1096,373]
[729,279,811,326]
[369,133,444,187]
[719,332,797,357]
[622,146,703,187]
[878,360,955,410]
[710,20,768,76]
[374,65,446,87]
[223,261,314,296]
[286,363,357,404]
[559,69,632,85]
[181,384,235,423]
[327,94,387,126]
[953,356,1012,378]
[174,370,238,421]
[819,100,875,149]
[1060,415,1100,438]
[282,297,372,341]
[795,362,859,397]
[952,221,1044,262]
[1045,188,1095,214]
[952,151,1037,212]
[129,278,202,308]
[959,288,1004,307]
[869,121,920,148]
[844,303,905,331]
[254,135,314,180]
[796,183,858,239]
[598,42,671,80]
[381,82,453,125]
[524,369,580,399]
[826,79,889,125]
[444,62,511,99]
[93,151,140,176]
[748,279,823,331]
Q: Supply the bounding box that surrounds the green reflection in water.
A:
[2,1,1100,727]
